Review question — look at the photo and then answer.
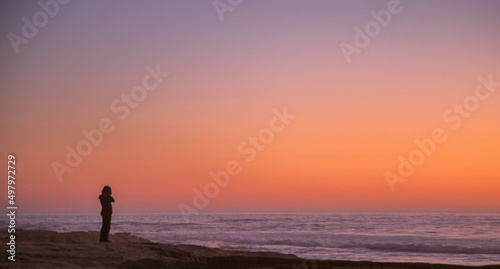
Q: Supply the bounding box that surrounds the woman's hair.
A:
[102,185,112,195]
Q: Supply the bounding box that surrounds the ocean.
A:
[6,212,500,266]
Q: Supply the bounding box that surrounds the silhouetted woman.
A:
[99,186,115,242]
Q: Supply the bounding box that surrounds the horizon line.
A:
[17,210,500,215]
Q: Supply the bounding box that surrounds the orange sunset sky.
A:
[1,0,499,213]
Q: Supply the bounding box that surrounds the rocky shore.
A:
[1,230,499,269]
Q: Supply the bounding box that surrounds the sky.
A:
[1,0,499,213]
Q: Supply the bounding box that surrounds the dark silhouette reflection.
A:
[99,185,115,242]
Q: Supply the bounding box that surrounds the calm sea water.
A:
[5,212,500,266]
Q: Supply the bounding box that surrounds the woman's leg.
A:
[100,213,111,242]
